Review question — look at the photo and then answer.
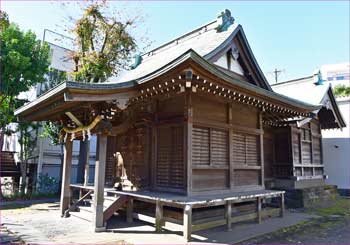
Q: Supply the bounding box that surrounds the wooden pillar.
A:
[225,200,232,231]
[60,140,73,217]
[93,134,107,231]
[185,92,193,196]
[259,112,265,187]
[228,104,234,189]
[84,140,90,186]
[280,193,285,217]
[257,197,262,224]
[155,199,163,232]
[183,204,192,242]
[126,199,133,223]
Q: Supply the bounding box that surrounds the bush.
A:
[333,84,350,97]
[2,173,59,201]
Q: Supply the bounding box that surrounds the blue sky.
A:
[2,1,349,83]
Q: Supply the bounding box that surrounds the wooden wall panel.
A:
[292,132,301,164]
[156,125,184,189]
[231,102,258,128]
[232,133,260,166]
[156,127,172,187]
[211,129,229,166]
[312,137,321,164]
[246,134,260,166]
[192,127,210,166]
[105,136,117,186]
[116,126,150,189]
[233,133,246,165]
[315,167,323,175]
[192,169,229,190]
[304,168,312,176]
[233,170,260,186]
[302,142,312,164]
[263,131,274,179]
[192,95,227,123]
[157,96,185,120]
[274,129,290,164]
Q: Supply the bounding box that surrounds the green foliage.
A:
[36,173,59,194]
[41,121,62,146]
[72,2,136,83]
[39,68,67,95]
[0,11,50,132]
[307,198,350,217]
[17,121,39,160]
[333,84,350,98]
[2,190,58,202]
[1,10,9,29]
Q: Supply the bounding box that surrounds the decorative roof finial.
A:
[131,53,142,69]
[313,69,323,85]
[216,9,235,32]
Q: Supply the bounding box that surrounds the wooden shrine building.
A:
[14,10,344,240]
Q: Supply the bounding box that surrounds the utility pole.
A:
[273,68,283,83]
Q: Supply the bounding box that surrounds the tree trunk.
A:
[19,128,27,194]
[76,139,88,183]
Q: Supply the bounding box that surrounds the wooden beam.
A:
[225,200,232,231]
[259,112,265,188]
[60,140,73,217]
[192,208,281,232]
[183,204,192,242]
[126,199,134,223]
[257,197,262,224]
[93,134,107,231]
[280,193,285,217]
[65,112,83,126]
[185,92,193,195]
[228,104,234,190]
[155,199,163,232]
[64,91,136,110]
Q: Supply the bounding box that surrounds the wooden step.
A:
[103,195,129,223]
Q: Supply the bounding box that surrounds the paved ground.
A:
[0,200,316,244]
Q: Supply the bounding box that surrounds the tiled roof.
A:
[109,20,238,84]
[272,76,329,105]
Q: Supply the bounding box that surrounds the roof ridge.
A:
[271,75,313,86]
[142,19,217,58]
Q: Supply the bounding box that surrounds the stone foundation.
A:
[338,188,350,197]
[283,185,338,208]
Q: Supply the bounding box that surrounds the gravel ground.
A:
[241,197,350,244]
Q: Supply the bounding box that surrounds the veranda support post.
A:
[93,134,107,231]
[60,140,73,217]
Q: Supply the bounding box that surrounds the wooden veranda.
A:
[68,184,285,240]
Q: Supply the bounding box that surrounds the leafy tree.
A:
[72,2,136,83]
[68,1,137,184]
[0,11,50,196]
[17,121,39,193]
[0,10,50,150]
[333,84,350,98]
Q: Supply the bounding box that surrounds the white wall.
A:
[323,97,350,190]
